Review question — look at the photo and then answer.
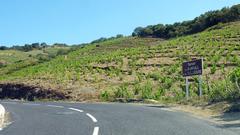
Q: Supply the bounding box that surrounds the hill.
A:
[0,22,240,102]
[0,46,73,76]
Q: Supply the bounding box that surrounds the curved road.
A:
[0,101,238,135]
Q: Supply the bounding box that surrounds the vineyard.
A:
[0,46,72,76]
[1,22,240,102]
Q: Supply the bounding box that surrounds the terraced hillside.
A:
[0,46,72,75]
[1,22,240,102]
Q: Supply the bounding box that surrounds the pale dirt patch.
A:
[137,66,159,74]
[91,61,118,68]
[171,104,217,121]
[168,102,240,127]
[136,57,175,65]
[122,58,129,71]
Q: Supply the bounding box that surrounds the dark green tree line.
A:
[132,4,240,39]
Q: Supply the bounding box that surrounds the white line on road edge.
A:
[86,113,98,123]
[0,104,5,130]
[68,108,84,113]
[46,105,64,108]
[92,127,99,135]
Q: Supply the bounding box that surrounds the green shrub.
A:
[209,81,227,102]
[154,87,165,100]
[230,68,240,90]
[212,55,220,63]
[172,89,185,101]
[148,72,161,81]
[209,79,239,102]
[160,76,173,89]
[210,64,217,74]
[114,84,133,99]
[56,49,69,55]
[232,55,239,63]
[168,64,178,74]
[133,83,141,95]
[36,54,50,61]
[142,81,153,99]
[100,91,110,101]
[136,73,144,82]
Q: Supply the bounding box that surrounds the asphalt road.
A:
[0,101,239,135]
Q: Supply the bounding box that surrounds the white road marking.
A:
[92,127,99,135]
[160,108,173,112]
[86,113,97,123]
[68,107,84,113]
[2,102,100,134]
[22,103,40,106]
[1,102,17,104]
[46,105,64,108]
[68,108,99,134]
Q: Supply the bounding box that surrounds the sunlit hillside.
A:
[1,22,240,102]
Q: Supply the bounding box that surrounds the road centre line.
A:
[86,113,98,123]
[92,127,99,135]
[68,108,99,134]
[46,105,64,108]
[68,107,84,113]
[2,102,99,135]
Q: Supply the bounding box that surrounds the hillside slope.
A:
[1,22,240,101]
[0,46,72,75]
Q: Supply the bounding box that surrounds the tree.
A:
[31,43,40,49]
[153,24,166,38]
[141,27,153,37]
[132,27,144,37]
[131,4,240,39]
[0,46,8,50]
[40,42,48,48]
[23,44,32,51]
[116,34,124,38]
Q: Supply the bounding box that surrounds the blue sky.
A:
[0,0,239,46]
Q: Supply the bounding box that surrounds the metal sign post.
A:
[185,77,189,100]
[182,58,203,99]
[198,75,202,97]
[198,58,203,97]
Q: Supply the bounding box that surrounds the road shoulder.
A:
[146,101,240,134]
